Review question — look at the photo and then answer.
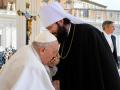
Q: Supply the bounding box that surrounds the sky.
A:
[91,0,120,10]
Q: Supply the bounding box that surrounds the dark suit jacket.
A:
[101,33,119,67]
[111,35,119,67]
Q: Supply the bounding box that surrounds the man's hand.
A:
[48,54,60,67]
[52,80,60,90]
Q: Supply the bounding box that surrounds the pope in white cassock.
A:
[0,30,59,90]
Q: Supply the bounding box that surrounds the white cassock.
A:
[0,45,55,90]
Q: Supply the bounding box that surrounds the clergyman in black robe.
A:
[39,2,120,90]
[52,22,120,90]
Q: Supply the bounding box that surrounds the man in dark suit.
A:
[102,20,119,68]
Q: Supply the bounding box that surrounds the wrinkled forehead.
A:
[47,23,56,30]
[46,41,60,53]
[51,41,59,47]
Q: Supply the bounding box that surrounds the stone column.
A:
[29,0,42,43]
[16,0,26,49]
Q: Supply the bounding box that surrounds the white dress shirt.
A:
[103,31,114,52]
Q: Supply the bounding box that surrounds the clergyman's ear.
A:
[39,47,45,55]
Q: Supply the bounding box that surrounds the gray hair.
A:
[102,20,114,30]
[32,41,57,48]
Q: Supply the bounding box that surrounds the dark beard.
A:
[53,24,68,44]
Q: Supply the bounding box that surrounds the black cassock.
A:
[53,23,120,90]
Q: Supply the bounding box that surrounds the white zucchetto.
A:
[35,30,57,43]
[39,2,84,28]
